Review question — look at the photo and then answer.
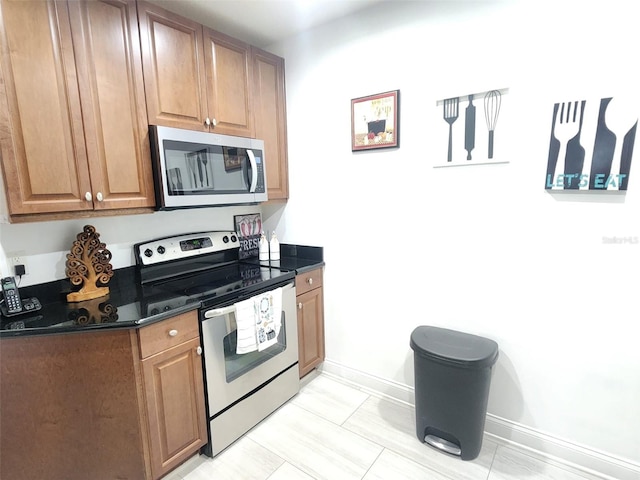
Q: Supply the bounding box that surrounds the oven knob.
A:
[157,246,166,254]
[163,305,171,311]
[223,235,229,243]
[230,234,237,242]
[144,248,153,258]
[150,308,159,315]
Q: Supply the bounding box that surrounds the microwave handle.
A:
[247,149,258,193]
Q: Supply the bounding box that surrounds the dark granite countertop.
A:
[244,244,325,274]
[0,266,187,338]
[0,243,324,338]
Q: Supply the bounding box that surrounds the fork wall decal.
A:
[550,101,583,189]
[443,97,459,162]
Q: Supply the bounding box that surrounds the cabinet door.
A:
[297,287,325,378]
[0,0,93,215]
[69,0,155,210]
[203,28,254,137]
[138,1,208,131]
[142,337,207,479]
[252,47,289,200]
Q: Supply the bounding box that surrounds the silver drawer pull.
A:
[196,346,202,355]
[168,329,178,337]
[307,277,313,285]
[298,302,303,310]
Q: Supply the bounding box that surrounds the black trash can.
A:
[410,326,499,461]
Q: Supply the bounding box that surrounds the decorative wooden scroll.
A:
[68,297,118,325]
[66,225,114,303]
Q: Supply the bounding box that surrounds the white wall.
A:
[0,205,264,285]
[265,0,640,476]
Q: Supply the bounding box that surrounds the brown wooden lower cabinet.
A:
[0,310,206,480]
[296,267,325,377]
[139,313,207,479]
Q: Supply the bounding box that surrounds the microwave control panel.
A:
[255,156,265,193]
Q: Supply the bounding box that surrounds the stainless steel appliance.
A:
[201,283,298,455]
[149,125,268,209]
[134,231,298,457]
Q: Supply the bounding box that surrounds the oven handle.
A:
[203,282,294,319]
[204,304,235,319]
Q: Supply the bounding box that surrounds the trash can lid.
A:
[410,326,499,368]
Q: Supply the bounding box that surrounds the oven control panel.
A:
[136,231,239,266]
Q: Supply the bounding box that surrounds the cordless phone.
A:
[1,276,23,314]
[1,276,41,317]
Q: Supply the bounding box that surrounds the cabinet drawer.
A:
[138,311,199,359]
[295,268,323,296]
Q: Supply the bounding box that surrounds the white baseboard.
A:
[320,360,640,480]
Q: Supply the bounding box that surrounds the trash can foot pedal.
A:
[424,434,461,456]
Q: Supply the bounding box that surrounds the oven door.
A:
[200,281,298,417]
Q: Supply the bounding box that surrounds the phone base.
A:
[0,297,42,317]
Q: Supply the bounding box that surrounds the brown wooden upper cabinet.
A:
[252,47,289,200]
[0,0,155,218]
[137,1,254,137]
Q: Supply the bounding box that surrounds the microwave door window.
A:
[162,140,209,195]
[211,147,250,193]
[160,140,252,196]
[184,149,206,190]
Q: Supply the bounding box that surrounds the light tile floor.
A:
[165,372,608,480]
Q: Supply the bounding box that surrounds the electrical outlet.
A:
[9,253,28,276]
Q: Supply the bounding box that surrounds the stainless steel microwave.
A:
[149,125,267,209]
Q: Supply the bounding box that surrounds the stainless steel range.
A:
[135,231,299,457]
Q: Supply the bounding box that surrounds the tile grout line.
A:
[359,447,386,480]
[485,442,499,480]
[336,398,460,480]
[338,392,372,427]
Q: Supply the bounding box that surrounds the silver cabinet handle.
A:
[168,329,178,337]
[196,346,202,355]
[307,278,313,285]
[298,302,303,310]
[85,192,92,201]
[204,117,211,127]
[96,192,103,202]
[211,118,217,127]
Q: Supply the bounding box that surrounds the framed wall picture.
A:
[433,87,509,167]
[544,96,637,191]
[351,90,399,151]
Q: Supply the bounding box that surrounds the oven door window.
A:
[162,140,259,196]
[223,312,287,383]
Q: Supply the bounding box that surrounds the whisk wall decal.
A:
[434,88,509,167]
[484,90,502,159]
[544,96,637,191]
